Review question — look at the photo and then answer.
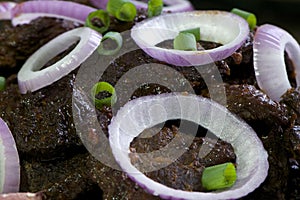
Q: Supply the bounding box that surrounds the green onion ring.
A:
[173,32,197,51]
[201,162,237,191]
[91,81,117,109]
[231,8,257,30]
[147,0,163,18]
[97,31,123,55]
[115,2,136,22]
[85,9,110,34]
[107,0,137,22]
[180,27,201,41]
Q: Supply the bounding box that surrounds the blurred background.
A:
[189,0,300,41]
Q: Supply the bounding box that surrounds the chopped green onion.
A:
[0,76,6,91]
[173,32,197,51]
[91,81,117,109]
[107,0,125,16]
[116,2,137,22]
[147,0,163,18]
[98,31,123,56]
[231,8,257,30]
[107,0,137,22]
[201,162,237,191]
[180,27,201,41]
[85,10,110,34]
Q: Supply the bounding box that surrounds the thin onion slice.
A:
[11,0,96,26]
[89,0,107,10]
[0,192,42,200]
[109,93,269,200]
[0,2,17,20]
[17,27,102,94]
[253,24,300,101]
[131,11,249,66]
[90,0,193,13]
[0,118,20,193]
[134,0,193,13]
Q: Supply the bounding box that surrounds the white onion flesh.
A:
[90,0,193,13]
[11,0,96,26]
[132,0,193,13]
[0,118,20,193]
[253,24,300,101]
[17,27,102,94]
[131,11,249,66]
[109,93,269,200]
[0,192,42,200]
[0,2,17,20]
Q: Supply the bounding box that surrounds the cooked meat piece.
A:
[0,18,80,76]
[3,72,84,160]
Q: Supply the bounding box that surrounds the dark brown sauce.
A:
[156,39,222,50]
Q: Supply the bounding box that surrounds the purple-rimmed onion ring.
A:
[11,0,96,26]
[0,192,43,200]
[131,11,249,66]
[0,118,20,193]
[109,93,269,200]
[253,24,300,101]
[0,1,17,20]
[90,0,193,13]
[17,27,102,94]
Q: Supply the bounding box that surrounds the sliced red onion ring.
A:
[90,0,193,12]
[135,0,193,12]
[0,192,42,200]
[131,11,249,66]
[109,93,269,200]
[0,118,20,193]
[17,27,102,94]
[11,0,96,26]
[253,24,300,101]
[0,2,17,20]
[89,0,107,10]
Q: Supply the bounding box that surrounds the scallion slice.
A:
[231,8,257,30]
[201,162,237,191]
[107,0,137,22]
[107,0,125,16]
[173,32,197,51]
[85,10,110,34]
[98,31,123,55]
[91,81,117,109]
[180,27,201,41]
[147,0,163,18]
[0,76,6,91]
